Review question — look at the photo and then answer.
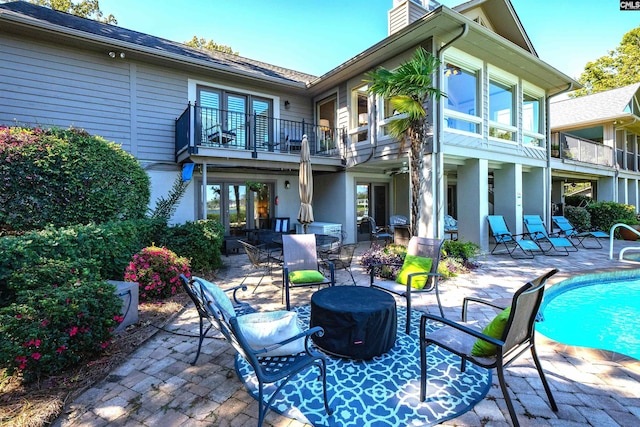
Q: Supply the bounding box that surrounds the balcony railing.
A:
[551,132,614,167]
[175,104,344,160]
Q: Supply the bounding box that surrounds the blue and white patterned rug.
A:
[235,305,491,427]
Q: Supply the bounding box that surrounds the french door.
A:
[204,182,272,235]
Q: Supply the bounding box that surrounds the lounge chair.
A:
[523,215,577,256]
[551,215,609,249]
[487,215,543,259]
[419,268,559,427]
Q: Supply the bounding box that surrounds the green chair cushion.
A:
[289,269,325,284]
[395,255,433,290]
[471,306,511,356]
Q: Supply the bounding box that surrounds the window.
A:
[443,64,480,134]
[352,84,369,142]
[523,91,544,147]
[317,95,337,152]
[489,78,515,141]
[197,86,273,150]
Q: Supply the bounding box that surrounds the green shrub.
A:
[0,126,150,233]
[0,278,122,382]
[161,219,224,271]
[442,240,479,264]
[2,258,102,307]
[124,245,191,301]
[563,205,591,231]
[586,201,636,233]
[0,219,165,296]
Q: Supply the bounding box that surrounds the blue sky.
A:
[100,0,639,79]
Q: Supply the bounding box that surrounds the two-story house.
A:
[0,0,577,252]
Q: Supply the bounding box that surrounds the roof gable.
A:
[454,0,536,56]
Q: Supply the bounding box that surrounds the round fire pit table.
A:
[310,286,397,360]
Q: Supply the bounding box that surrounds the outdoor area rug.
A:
[235,305,492,427]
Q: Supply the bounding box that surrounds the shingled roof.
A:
[0,1,317,86]
[550,83,640,128]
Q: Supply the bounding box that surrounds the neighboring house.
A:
[0,0,577,252]
[550,83,640,213]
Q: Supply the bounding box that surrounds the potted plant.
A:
[616,218,640,241]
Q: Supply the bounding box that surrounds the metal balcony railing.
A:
[175,104,344,160]
[551,132,614,167]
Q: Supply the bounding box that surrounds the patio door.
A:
[356,183,388,242]
[204,182,272,235]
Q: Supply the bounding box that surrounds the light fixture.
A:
[284,180,290,189]
[108,51,116,58]
[319,119,330,130]
[108,51,126,59]
[358,113,368,126]
[284,100,290,109]
[119,52,125,59]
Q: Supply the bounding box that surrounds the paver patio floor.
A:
[53,239,640,427]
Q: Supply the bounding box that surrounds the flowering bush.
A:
[359,244,407,279]
[124,245,190,301]
[0,280,122,382]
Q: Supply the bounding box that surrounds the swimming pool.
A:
[538,270,640,360]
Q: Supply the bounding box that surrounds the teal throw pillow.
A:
[395,255,433,289]
[195,277,236,320]
[289,270,325,284]
[471,306,511,356]
[236,310,305,357]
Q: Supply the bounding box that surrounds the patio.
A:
[53,239,640,427]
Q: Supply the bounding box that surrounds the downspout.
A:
[434,23,468,237]
[546,83,574,226]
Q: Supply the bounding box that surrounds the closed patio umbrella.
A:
[298,134,314,233]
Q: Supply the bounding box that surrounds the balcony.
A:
[175,104,344,162]
[551,132,614,167]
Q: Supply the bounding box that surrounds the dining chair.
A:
[282,234,335,310]
[419,268,559,427]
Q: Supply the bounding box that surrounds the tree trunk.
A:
[409,125,425,237]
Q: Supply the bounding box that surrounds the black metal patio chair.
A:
[179,275,333,427]
[419,268,559,427]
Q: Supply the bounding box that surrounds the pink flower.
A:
[15,314,22,319]
[31,352,41,360]
[69,326,79,337]
[41,319,50,327]
[113,315,124,323]
[56,346,67,354]
[100,341,110,349]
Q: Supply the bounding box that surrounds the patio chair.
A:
[179,274,257,365]
[370,236,444,334]
[322,243,358,285]
[552,215,609,249]
[179,275,333,426]
[419,268,559,427]
[523,215,577,256]
[282,234,335,310]
[238,240,281,293]
[362,216,393,247]
[487,215,543,259]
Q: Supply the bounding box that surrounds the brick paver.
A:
[52,239,640,426]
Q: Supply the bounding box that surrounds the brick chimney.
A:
[388,0,441,35]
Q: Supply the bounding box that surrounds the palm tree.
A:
[365,47,443,237]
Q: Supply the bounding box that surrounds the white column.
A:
[457,158,489,252]
[493,163,523,235]
[522,167,546,222]
[597,176,615,201]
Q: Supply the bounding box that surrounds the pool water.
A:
[538,273,640,360]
